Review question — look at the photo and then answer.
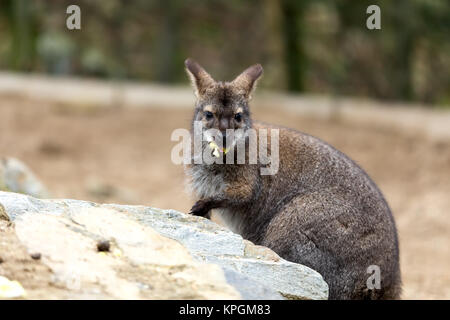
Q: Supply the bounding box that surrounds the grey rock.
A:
[0,191,329,300]
[0,157,50,198]
[124,206,328,300]
[222,268,285,300]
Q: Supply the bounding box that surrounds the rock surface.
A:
[0,191,329,300]
[0,158,50,198]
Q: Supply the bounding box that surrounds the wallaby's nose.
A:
[218,118,230,133]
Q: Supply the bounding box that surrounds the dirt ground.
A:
[0,96,449,299]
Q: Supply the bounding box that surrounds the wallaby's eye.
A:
[204,111,214,120]
[234,113,242,122]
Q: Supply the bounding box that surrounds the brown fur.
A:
[184,59,401,300]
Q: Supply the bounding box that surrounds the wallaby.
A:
[184,58,401,300]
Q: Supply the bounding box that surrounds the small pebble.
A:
[97,240,110,252]
[0,256,4,264]
[30,253,41,260]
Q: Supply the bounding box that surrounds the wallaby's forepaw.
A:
[189,200,211,217]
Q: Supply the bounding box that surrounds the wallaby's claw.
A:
[189,200,210,217]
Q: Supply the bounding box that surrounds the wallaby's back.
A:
[239,121,401,299]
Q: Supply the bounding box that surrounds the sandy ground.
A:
[0,96,449,299]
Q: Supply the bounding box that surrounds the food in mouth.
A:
[208,141,229,158]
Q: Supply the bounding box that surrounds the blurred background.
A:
[0,0,449,299]
[0,0,449,103]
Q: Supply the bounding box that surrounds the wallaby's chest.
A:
[187,165,226,199]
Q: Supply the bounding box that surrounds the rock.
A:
[222,268,284,300]
[0,158,50,198]
[243,240,281,262]
[10,208,239,299]
[96,240,111,252]
[30,253,42,260]
[0,191,329,300]
[127,207,329,300]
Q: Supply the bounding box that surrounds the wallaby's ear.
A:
[185,58,215,98]
[231,64,263,100]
